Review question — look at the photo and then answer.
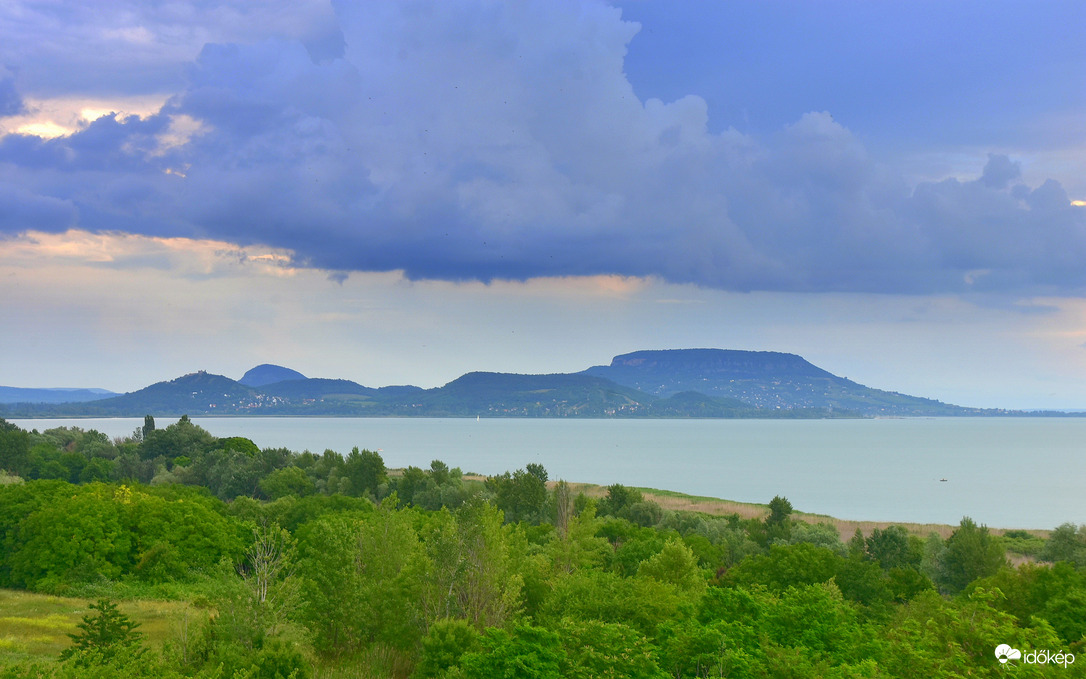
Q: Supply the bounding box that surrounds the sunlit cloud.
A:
[1,95,169,138]
[0,229,297,278]
[467,275,654,300]
[153,114,207,155]
[13,120,70,138]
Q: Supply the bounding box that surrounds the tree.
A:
[767,496,793,525]
[128,485,245,581]
[214,522,300,652]
[343,447,386,499]
[883,589,1062,677]
[547,504,610,575]
[864,525,916,570]
[970,561,1086,644]
[295,513,367,655]
[728,543,840,592]
[246,638,313,679]
[557,619,666,679]
[0,418,30,476]
[935,517,1006,594]
[554,480,573,537]
[765,495,793,542]
[886,566,935,603]
[609,524,666,577]
[638,538,705,595]
[488,467,547,524]
[296,499,426,656]
[352,497,427,649]
[9,485,133,591]
[454,624,565,679]
[1040,523,1086,567]
[421,499,523,629]
[598,484,642,517]
[524,463,548,484]
[140,417,217,462]
[539,570,683,638]
[414,618,480,678]
[258,466,314,500]
[221,436,260,458]
[430,459,451,486]
[621,501,664,528]
[393,465,428,506]
[60,598,143,665]
[762,582,869,664]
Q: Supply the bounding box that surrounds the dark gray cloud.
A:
[0,183,76,232]
[0,70,23,116]
[1,1,1084,295]
[980,153,1021,189]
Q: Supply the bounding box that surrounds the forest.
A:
[0,415,1084,678]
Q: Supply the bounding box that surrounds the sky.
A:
[1,0,1085,410]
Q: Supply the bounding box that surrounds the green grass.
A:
[312,645,414,679]
[0,589,197,666]
[0,589,411,676]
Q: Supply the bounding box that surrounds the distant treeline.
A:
[0,416,1084,678]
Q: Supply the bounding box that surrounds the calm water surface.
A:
[12,417,1084,529]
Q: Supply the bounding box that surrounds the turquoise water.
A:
[11,417,1085,529]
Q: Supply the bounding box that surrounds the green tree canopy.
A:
[343,447,387,499]
[488,467,548,524]
[0,418,31,476]
[935,517,1006,594]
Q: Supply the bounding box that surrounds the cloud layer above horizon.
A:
[2,0,1085,295]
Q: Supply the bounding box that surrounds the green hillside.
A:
[391,372,660,417]
[583,349,978,416]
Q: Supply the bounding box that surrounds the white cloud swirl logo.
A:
[996,644,1022,664]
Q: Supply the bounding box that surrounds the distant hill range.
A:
[0,386,117,405]
[0,349,1042,418]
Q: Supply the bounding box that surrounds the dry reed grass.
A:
[543,480,1045,540]
[411,470,1046,541]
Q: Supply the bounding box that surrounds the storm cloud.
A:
[1,0,1084,294]
[0,69,23,117]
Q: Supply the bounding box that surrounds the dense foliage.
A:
[0,416,1084,678]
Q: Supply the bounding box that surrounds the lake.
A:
[10,416,1084,529]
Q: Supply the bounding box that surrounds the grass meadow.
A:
[0,589,197,666]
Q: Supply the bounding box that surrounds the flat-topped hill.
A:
[583,348,971,415]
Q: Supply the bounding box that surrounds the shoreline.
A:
[537,479,1051,538]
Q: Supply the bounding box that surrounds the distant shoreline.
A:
[8,411,1086,420]
[545,479,1053,537]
